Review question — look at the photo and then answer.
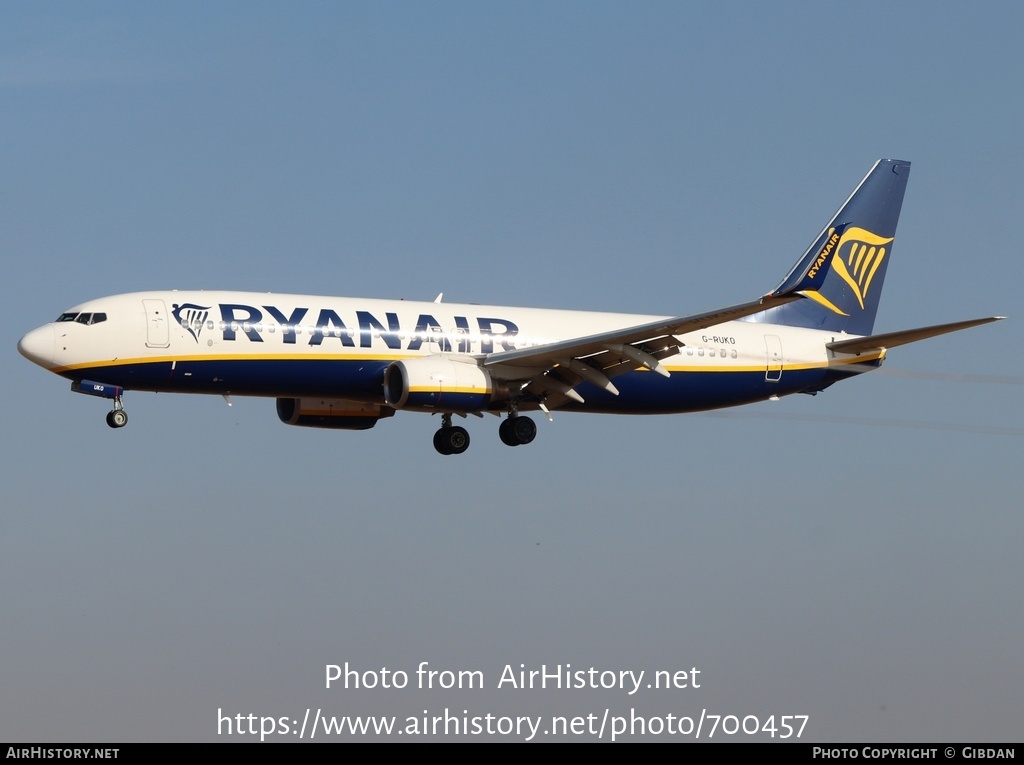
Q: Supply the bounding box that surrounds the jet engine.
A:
[383,357,505,411]
[276,398,395,430]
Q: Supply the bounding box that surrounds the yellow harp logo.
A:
[805,226,894,314]
[832,226,893,309]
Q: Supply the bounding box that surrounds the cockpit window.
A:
[56,312,107,325]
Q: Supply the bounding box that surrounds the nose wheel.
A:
[105,398,128,429]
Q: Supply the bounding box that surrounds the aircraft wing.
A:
[483,294,800,406]
[826,317,1005,354]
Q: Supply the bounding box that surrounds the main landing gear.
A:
[432,412,537,455]
[433,413,470,455]
[499,414,536,447]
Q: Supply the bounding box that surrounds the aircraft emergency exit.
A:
[18,159,1003,454]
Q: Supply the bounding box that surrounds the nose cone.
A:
[18,324,56,368]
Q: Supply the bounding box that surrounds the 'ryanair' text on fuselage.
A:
[205,302,520,353]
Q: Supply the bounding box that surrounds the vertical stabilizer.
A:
[751,159,910,335]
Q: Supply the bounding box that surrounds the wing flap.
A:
[484,294,799,408]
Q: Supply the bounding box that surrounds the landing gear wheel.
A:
[106,409,128,429]
[434,426,470,455]
[499,415,535,446]
[445,426,470,455]
[498,418,518,446]
[433,428,452,455]
[510,415,536,445]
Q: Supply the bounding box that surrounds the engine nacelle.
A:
[276,398,395,430]
[383,357,504,411]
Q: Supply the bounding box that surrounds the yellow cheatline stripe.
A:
[660,364,792,373]
[408,386,491,395]
[52,351,414,374]
[298,410,379,417]
[830,350,885,365]
[662,352,883,374]
[56,350,884,378]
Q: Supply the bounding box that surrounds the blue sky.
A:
[3,2,1021,741]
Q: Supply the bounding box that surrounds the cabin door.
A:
[764,334,783,382]
[143,299,170,348]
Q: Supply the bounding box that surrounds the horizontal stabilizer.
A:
[827,317,1005,354]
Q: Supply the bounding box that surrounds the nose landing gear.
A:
[105,397,128,429]
[71,380,128,429]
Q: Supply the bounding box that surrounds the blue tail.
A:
[748,159,911,336]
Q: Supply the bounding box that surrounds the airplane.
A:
[18,159,1003,455]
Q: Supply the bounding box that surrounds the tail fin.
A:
[751,158,911,335]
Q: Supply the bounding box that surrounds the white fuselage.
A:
[18,290,875,414]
